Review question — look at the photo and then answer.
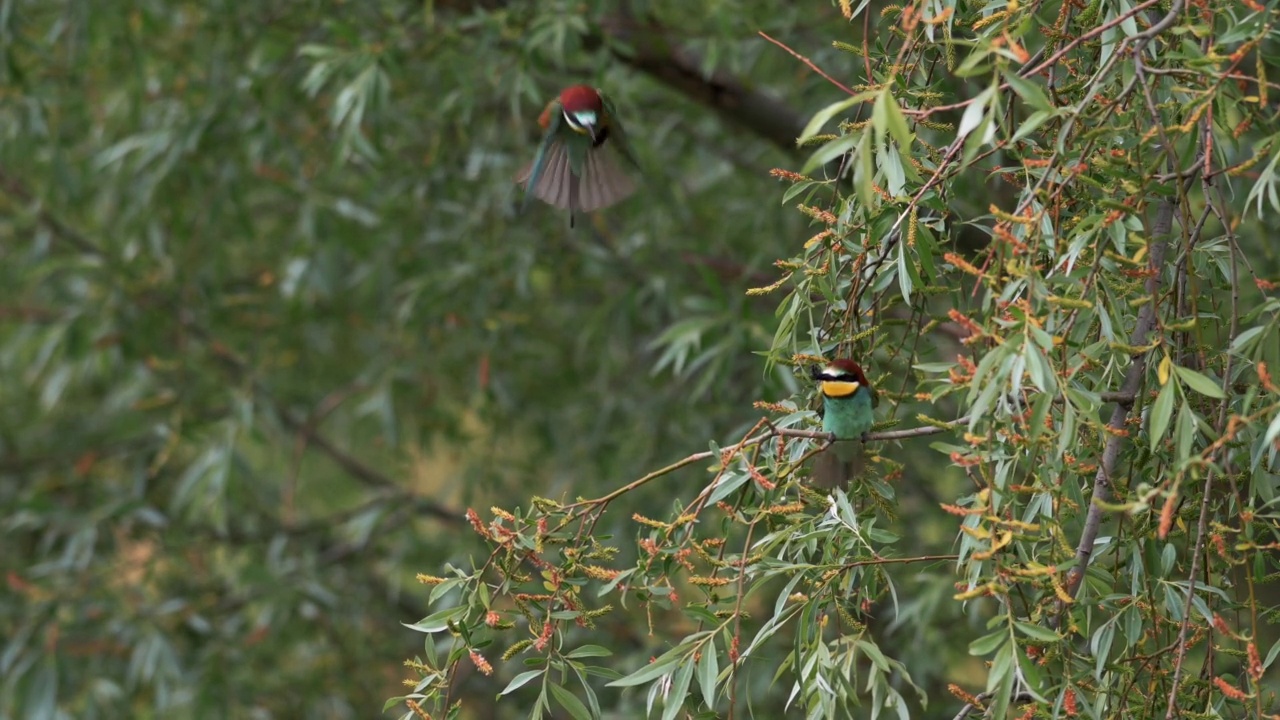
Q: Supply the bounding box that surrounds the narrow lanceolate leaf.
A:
[969,628,1007,656]
[872,87,913,149]
[547,681,592,720]
[855,127,874,210]
[896,236,914,302]
[1173,365,1226,399]
[1014,621,1061,643]
[402,606,466,634]
[661,660,695,720]
[798,90,879,143]
[957,85,995,140]
[564,645,612,659]
[1228,325,1267,353]
[1262,407,1280,445]
[987,645,1016,719]
[1150,379,1175,452]
[606,650,684,687]
[1175,402,1197,461]
[696,643,719,708]
[801,133,858,175]
[1002,69,1054,112]
[500,669,545,696]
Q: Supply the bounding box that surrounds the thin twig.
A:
[0,166,106,257]
[758,31,858,97]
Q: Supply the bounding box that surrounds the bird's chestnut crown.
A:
[559,85,604,134]
[811,359,868,383]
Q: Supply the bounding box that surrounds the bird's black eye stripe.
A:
[592,126,610,148]
[812,370,858,382]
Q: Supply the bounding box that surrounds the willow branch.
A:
[599,15,806,153]
[758,31,857,96]
[0,166,106,257]
[1164,137,1239,720]
[1055,198,1175,623]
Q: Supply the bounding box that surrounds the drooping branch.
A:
[1055,198,1175,621]
[598,15,808,153]
[1162,166,1243,720]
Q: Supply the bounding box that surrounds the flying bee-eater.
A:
[516,85,640,227]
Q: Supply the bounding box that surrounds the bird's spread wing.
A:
[578,145,636,212]
[598,91,641,170]
[518,103,567,212]
[519,136,577,211]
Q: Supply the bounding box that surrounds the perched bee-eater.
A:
[811,359,879,489]
[516,85,640,227]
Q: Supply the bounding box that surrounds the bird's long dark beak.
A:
[586,124,597,144]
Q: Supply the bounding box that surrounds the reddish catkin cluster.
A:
[465,508,491,540]
[672,548,695,572]
[949,354,978,384]
[468,650,493,676]
[1248,642,1264,681]
[949,451,984,467]
[769,168,808,183]
[1100,208,1126,228]
[948,684,980,706]
[993,222,1028,252]
[404,699,432,720]
[1214,675,1249,701]
[532,621,553,652]
[1213,613,1233,636]
[796,204,838,225]
[1158,490,1177,539]
[1212,533,1228,557]
[1004,34,1030,64]
[1063,687,1078,716]
[1258,361,1276,393]
[947,308,986,345]
[748,464,776,491]
[944,252,986,278]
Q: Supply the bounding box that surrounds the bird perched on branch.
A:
[811,358,878,489]
[516,85,640,228]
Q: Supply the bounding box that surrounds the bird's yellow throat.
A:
[821,380,861,398]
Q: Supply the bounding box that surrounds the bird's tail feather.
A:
[516,139,634,229]
[812,442,865,491]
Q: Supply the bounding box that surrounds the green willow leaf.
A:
[1150,379,1176,451]
[1173,365,1226,399]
